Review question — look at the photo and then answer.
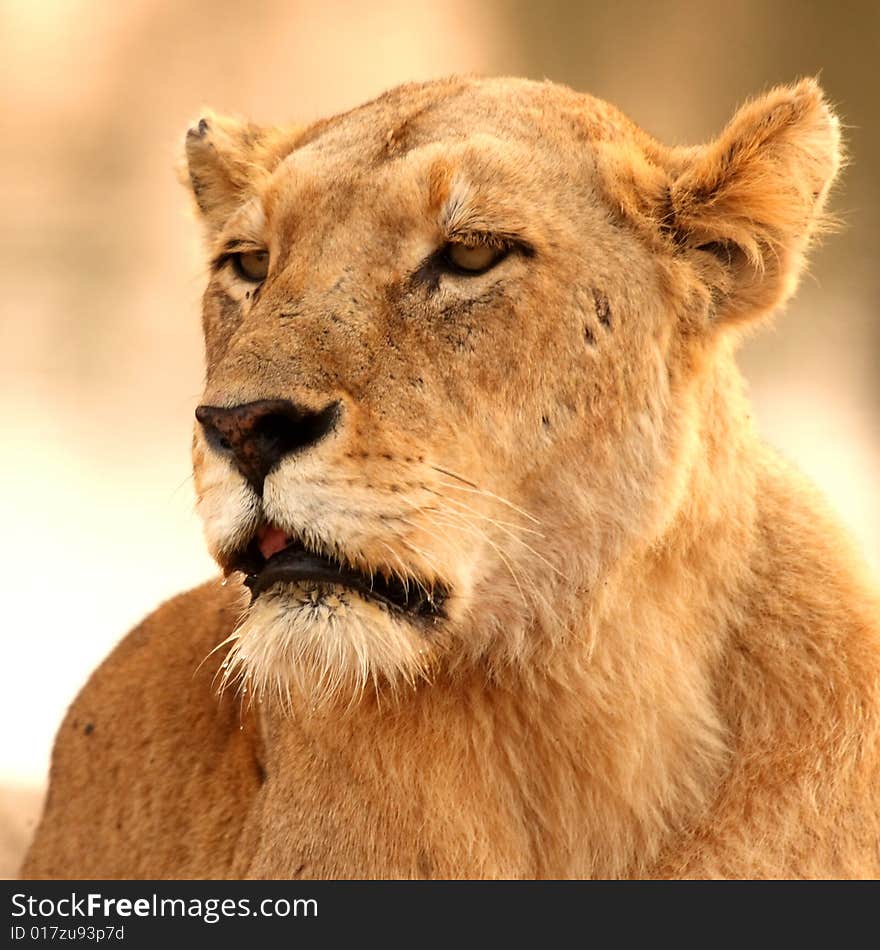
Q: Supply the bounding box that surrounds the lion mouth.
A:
[229,525,447,619]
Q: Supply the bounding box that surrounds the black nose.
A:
[195,398,340,492]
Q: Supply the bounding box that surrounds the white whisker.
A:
[431,477,542,525]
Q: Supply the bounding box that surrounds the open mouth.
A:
[229,525,447,619]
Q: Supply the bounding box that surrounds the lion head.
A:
[182,77,840,706]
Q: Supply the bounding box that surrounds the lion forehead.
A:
[278,76,640,174]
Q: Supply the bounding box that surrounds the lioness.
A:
[23,77,880,879]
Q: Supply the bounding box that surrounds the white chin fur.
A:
[217,581,439,708]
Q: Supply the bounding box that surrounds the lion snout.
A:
[195,397,341,493]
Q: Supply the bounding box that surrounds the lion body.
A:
[22,76,880,879]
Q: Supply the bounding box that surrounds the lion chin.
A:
[219,582,440,708]
[206,513,458,706]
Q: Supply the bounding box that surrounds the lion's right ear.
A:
[179,111,301,235]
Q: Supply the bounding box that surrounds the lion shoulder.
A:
[21,580,262,879]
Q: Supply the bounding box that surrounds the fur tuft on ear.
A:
[668,78,843,324]
[179,111,302,235]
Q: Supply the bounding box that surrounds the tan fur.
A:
[22,77,880,879]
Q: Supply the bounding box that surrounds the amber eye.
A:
[442,241,508,275]
[230,250,269,282]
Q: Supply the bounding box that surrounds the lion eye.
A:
[231,250,269,282]
[443,241,507,275]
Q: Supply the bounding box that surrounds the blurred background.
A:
[1,0,878,873]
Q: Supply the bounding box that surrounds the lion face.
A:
[183,77,839,703]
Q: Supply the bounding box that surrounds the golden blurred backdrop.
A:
[1,0,878,842]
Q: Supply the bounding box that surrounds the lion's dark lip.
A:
[233,535,446,619]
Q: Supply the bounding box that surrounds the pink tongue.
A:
[258,525,291,560]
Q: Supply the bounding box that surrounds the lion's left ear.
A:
[180,111,302,236]
[667,79,842,325]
